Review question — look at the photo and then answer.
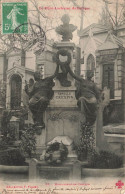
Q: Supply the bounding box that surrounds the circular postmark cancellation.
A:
[12,22,46,53]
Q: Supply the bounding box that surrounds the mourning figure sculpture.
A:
[56,14,77,41]
[66,53,101,125]
[25,64,59,130]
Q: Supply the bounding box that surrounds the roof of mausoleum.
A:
[98,31,123,50]
[82,28,103,52]
[78,23,109,37]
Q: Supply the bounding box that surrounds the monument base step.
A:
[29,159,81,180]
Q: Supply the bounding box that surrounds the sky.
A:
[0,0,124,47]
[27,0,125,44]
[27,0,105,44]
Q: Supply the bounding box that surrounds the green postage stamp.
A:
[2,2,28,34]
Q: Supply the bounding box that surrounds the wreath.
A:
[55,49,71,72]
[44,142,68,165]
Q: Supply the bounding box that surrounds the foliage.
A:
[1,108,28,140]
[75,123,95,161]
[45,142,68,165]
[0,80,6,108]
[1,110,12,138]
[0,148,26,166]
[76,122,123,169]
[1,108,37,158]
[87,150,123,169]
[19,124,36,158]
[0,136,8,150]
[98,0,125,35]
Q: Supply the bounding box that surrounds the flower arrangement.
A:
[19,124,36,158]
[44,142,68,165]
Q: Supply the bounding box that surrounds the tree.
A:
[98,0,125,35]
[0,0,61,52]
[69,0,85,30]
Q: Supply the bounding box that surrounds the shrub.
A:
[1,110,12,138]
[75,123,95,161]
[87,150,123,169]
[0,137,8,150]
[19,124,36,158]
[1,109,37,160]
[45,142,68,165]
[0,148,26,166]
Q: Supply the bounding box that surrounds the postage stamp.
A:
[2,2,28,34]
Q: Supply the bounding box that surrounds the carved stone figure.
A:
[55,14,77,41]
[25,64,59,130]
[68,66,101,125]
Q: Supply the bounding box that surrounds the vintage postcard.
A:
[0,0,125,193]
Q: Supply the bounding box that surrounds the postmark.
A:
[2,2,28,34]
[13,23,46,53]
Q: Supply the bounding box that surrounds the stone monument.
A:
[35,14,102,153]
[29,15,110,180]
[44,15,81,151]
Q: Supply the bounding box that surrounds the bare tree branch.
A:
[30,0,48,19]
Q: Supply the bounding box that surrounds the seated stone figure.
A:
[25,65,59,129]
[68,67,101,125]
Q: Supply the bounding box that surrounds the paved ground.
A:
[0,172,28,182]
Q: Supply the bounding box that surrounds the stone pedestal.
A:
[45,107,80,144]
[44,42,81,145]
[50,80,77,108]
[35,128,46,154]
[29,158,82,180]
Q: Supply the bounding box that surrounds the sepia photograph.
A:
[0,0,125,193]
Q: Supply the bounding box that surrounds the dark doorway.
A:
[103,64,114,99]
